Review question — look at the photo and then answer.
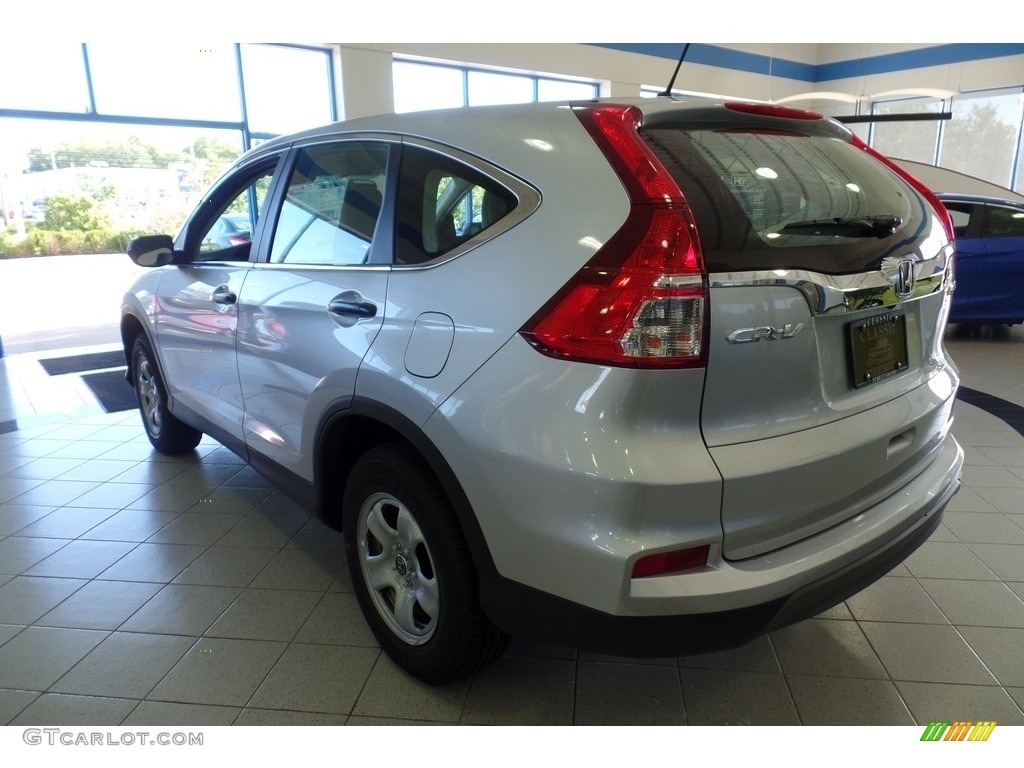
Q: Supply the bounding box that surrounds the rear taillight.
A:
[519,104,708,369]
[851,136,955,242]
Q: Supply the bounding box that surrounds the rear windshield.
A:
[641,126,931,274]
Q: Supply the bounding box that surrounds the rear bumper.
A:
[482,435,962,657]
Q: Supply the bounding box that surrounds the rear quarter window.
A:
[395,145,517,266]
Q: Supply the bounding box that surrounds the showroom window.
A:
[87,43,242,122]
[639,86,742,100]
[467,70,535,107]
[0,43,90,113]
[938,87,1024,190]
[869,86,1024,194]
[241,44,335,135]
[0,44,336,234]
[393,58,599,113]
[869,97,944,165]
[0,43,335,146]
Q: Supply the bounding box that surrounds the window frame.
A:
[176,151,288,264]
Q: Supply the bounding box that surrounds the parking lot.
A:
[0,253,147,356]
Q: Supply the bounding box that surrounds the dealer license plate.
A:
[848,311,909,389]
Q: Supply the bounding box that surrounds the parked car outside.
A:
[939,194,1024,325]
[122,98,963,683]
[200,212,252,253]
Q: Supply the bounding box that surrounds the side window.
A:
[396,145,516,265]
[270,142,388,266]
[194,166,275,261]
[984,204,1024,237]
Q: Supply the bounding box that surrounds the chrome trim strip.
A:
[251,262,392,272]
[653,274,704,288]
[709,244,954,316]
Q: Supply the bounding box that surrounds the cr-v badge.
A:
[726,323,805,344]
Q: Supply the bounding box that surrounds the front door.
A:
[154,158,280,442]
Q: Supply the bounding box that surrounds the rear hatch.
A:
[640,103,956,560]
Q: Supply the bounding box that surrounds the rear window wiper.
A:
[777,215,903,239]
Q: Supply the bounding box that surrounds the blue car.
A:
[940,194,1024,325]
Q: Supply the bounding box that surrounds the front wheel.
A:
[343,443,508,683]
[131,336,202,454]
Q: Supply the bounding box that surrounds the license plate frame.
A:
[848,311,910,389]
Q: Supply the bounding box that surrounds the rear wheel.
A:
[343,442,508,683]
[131,336,202,454]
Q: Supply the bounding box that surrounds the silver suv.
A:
[122,98,963,683]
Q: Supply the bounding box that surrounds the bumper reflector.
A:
[632,545,710,579]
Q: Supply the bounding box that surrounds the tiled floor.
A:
[0,328,1023,726]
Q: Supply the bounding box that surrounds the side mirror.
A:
[127,235,177,267]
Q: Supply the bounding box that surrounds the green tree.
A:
[870,101,942,164]
[940,102,1019,187]
[25,137,186,172]
[41,194,111,231]
[189,136,242,163]
[871,99,1020,188]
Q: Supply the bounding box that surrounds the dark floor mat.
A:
[80,369,136,413]
[39,351,126,376]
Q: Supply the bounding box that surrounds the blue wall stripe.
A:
[816,43,1024,81]
[593,43,816,82]
[591,43,1024,85]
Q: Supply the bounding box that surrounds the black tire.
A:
[130,336,202,454]
[343,442,509,683]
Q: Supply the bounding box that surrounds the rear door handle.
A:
[328,297,377,319]
[212,285,237,305]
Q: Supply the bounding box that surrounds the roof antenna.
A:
[659,43,691,97]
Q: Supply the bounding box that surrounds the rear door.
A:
[642,111,955,559]
[235,139,392,480]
